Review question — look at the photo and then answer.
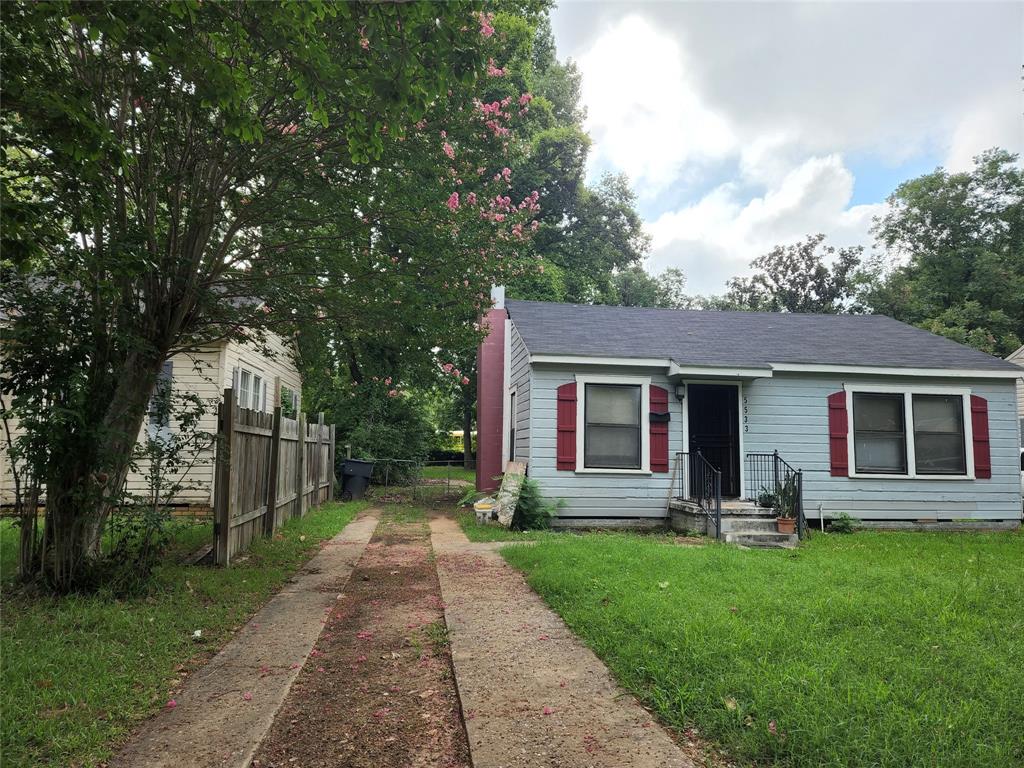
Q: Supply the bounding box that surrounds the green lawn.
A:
[502,530,1024,768]
[0,501,367,768]
[456,510,556,542]
[420,463,476,484]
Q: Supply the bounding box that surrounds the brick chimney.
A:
[476,287,506,492]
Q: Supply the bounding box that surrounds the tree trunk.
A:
[40,355,160,590]
[462,402,474,471]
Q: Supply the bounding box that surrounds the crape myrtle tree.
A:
[0,1,538,590]
[295,7,548,473]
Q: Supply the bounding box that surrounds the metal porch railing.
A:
[672,451,722,540]
[744,451,806,539]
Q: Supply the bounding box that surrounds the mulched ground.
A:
[251,510,470,768]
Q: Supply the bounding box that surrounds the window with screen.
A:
[584,384,641,469]
[912,394,966,475]
[852,392,907,474]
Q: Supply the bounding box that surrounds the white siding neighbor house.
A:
[1008,343,1024,440]
[1,332,302,512]
[477,298,1023,534]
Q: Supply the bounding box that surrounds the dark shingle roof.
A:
[505,300,1020,372]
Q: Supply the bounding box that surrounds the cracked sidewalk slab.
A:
[109,511,380,768]
[431,515,695,768]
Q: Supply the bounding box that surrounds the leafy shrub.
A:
[829,512,860,534]
[511,477,561,531]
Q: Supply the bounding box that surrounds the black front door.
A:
[687,384,741,497]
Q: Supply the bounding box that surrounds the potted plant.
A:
[773,476,798,534]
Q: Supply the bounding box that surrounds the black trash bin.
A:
[341,459,374,501]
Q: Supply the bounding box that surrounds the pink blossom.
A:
[467,192,477,205]
[519,92,533,106]
[501,167,512,183]
[478,11,495,38]
[387,389,398,398]
[494,213,505,222]
[443,362,454,372]
[166,699,177,709]
[242,692,253,701]
[461,376,470,385]
[440,129,447,139]
[453,369,461,377]
[443,142,455,160]
[487,58,506,77]
[359,27,369,50]
[446,192,460,211]
[543,706,555,715]
[384,377,392,385]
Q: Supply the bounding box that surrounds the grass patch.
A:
[502,530,1024,767]
[420,464,475,484]
[0,501,367,768]
[456,511,554,542]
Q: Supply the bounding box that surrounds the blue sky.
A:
[549,1,1023,294]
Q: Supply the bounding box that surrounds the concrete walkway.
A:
[430,516,695,768]
[110,511,379,768]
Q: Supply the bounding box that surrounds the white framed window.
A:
[846,385,973,479]
[575,374,651,474]
[235,365,266,411]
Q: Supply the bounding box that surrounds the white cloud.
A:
[552,1,1022,293]
[578,15,734,195]
[648,155,886,294]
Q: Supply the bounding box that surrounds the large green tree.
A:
[862,149,1024,355]
[723,234,865,313]
[0,1,535,589]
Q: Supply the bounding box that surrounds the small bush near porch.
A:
[502,530,1024,768]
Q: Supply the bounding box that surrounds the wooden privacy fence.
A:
[214,388,336,565]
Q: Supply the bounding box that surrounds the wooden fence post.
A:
[328,424,336,499]
[265,406,282,536]
[214,388,236,566]
[315,412,325,506]
[296,411,306,518]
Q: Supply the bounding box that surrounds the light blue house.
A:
[477,298,1023,541]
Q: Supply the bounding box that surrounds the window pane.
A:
[584,384,641,469]
[853,393,906,474]
[239,371,251,408]
[854,435,907,474]
[253,376,263,410]
[853,393,903,432]
[586,385,640,426]
[585,425,640,468]
[913,395,965,474]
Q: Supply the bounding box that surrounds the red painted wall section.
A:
[476,308,507,491]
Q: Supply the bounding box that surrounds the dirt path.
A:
[431,515,700,768]
[110,512,379,768]
[251,509,470,768]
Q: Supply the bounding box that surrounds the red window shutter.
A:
[970,395,991,479]
[556,382,577,470]
[650,385,669,473]
[827,391,849,477]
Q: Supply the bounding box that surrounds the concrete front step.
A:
[718,516,780,534]
[721,500,776,517]
[725,531,799,548]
